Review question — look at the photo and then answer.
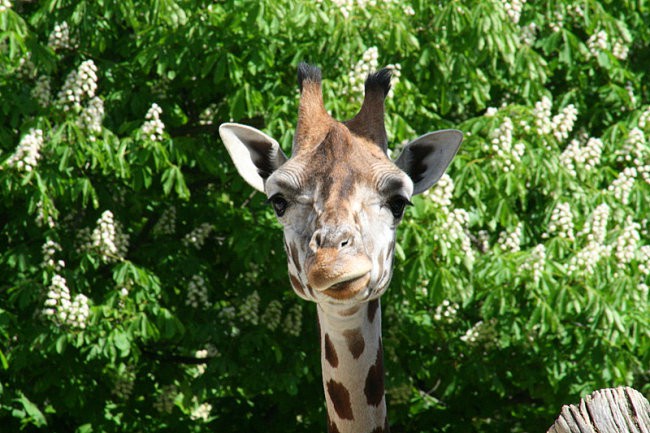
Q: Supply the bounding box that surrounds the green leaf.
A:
[17,393,47,427]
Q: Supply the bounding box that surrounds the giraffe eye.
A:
[387,196,412,219]
[268,194,289,217]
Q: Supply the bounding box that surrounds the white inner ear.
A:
[219,123,281,193]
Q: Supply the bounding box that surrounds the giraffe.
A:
[219,63,462,433]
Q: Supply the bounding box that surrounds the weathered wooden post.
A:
[548,387,650,433]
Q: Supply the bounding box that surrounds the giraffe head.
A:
[220,64,462,305]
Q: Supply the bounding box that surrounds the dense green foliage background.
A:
[1,0,649,431]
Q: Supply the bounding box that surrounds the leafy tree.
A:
[1,1,648,432]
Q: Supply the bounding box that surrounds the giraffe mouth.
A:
[306,248,372,300]
[322,273,371,300]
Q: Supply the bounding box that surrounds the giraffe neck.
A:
[317,299,388,433]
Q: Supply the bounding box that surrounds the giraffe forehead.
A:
[269,133,408,200]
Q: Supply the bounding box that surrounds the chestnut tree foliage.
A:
[1,1,649,432]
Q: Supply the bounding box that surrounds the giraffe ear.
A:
[394,129,463,195]
[219,123,288,193]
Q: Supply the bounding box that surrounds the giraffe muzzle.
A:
[306,247,372,299]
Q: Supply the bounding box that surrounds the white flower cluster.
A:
[425,173,454,207]
[520,22,538,45]
[190,401,212,422]
[186,274,211,309]
[43,275,70,320]
[617,128,645,166]
[488,117,524,172]
[533,96,552,135]
[154,384,178,414]
[460,319,497,346]
[6,128,43,172]
[388,384,412,405]
[569,204,611,275]
[545,202,574,240]
[497,224,522,253]
[0,0,11,12]
[425,169,474,261]
[42,239,65,271]
[583,204,610,243]
[567,4,584,18]
[218,304,236,321]
[434,208,475,263]
[141,103,165,142]
[113,366,135,400]
[77,97,104,138]
[569,242,611,276]
[587,30,608,58]
[32,76,51,107]
[67,294,90,329]
[43,275,90,329]
[416,279,430,297]
[638,245,650,276]
[551,104,578,141]
[433,300,458,324]
[608,166,636,205]
[183,223,213,249]
[639,107,650,129]
[153,206,177,236]
[614,217,640,269]
[349,47,379,95]
[501,0,525,24]
[403,5,415,15]
[16,53,36,79]
[283,303,303,336]
[91,210,129,262]
[57,60,98,112]
[48,22,74,51]
[560,137,603,176]
[587,30,628,60]
[582,137,604,170]
[239,291,260,325]
[35,199,55,228]
[612,39,629,60]
[477,230,490,252]
[199,103,217,126]
[385,63,401,97]
[617,128,650,185]
[320,0,397,18]
[261,299,283,331]
[194,349,208,377]
[522,244,546,283]
[485,107,498,117]
[549,11,563,33]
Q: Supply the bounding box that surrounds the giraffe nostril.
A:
[310,227,355,251]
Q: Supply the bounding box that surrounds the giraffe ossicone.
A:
[219,63,462,433]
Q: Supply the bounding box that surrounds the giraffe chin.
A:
[321,273,371,301]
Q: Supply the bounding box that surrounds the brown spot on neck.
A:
[364,339,385,407]
[340,305,361,317]
[367,299,380,323]
[289,242,302,273]
[324,333,339,368]
[289,274,306,297]
[327,380,354,420]
[343,328,365,359]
